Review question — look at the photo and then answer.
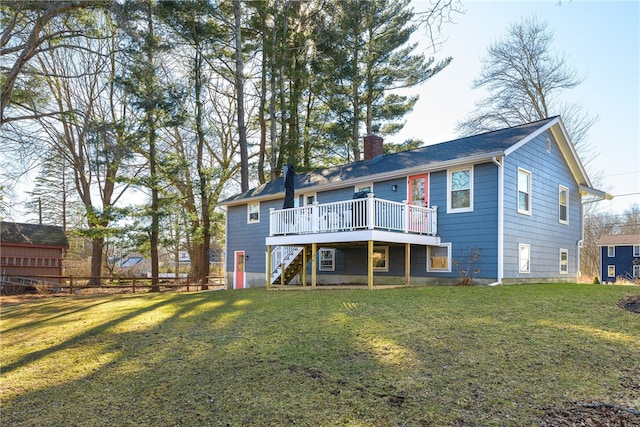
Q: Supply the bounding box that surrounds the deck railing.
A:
[269,194,437,237]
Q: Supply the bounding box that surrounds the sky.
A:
[396,0,640,215]
[4,1,638,222]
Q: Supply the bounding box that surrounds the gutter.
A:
[491,155,504,286]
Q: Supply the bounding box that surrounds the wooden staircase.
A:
[270,245,312,286]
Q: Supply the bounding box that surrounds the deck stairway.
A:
[270,245,312,286]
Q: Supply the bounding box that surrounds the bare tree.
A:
[456,16,597,161]
[1,1,91,127]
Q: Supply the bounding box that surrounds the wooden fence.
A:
[0,275,226,295]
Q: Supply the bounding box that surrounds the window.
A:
[634,245,640,257]
[448,167,473,212]
[608,265,615,278]
[372,246,389,272]
[355,183,373,194]
[319,248,335,271]
[303,194,317,206]
[559,186,569,224]
[427,244,451,272]
[517,168,532,214]
[546,138,551,153]
[247,202,260,223]
[607,246,615,257]
[559,249,568,274]
[519,244,530,273]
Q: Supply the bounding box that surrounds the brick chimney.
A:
[363,133,383,161]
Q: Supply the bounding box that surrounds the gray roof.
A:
[1,222,69,247]
[222,117,558,204]
[597,234,640,246]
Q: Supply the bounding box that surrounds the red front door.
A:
[408,173,430,232]
[234,251,245,289]
[408,173,429,207]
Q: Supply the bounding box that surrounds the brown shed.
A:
[1,222,69,283]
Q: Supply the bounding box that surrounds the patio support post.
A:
[368,240,374,289]
[266,245,271,289]
[302,246,307,286]
[405,243,411,286]
[311,242,317,288]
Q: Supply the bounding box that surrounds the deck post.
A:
[302,246,307,286]
[266,245,272,289]
[368,240,374,289]
[311,243,317,287]
[405,243,411,286]
[367,193,375,230]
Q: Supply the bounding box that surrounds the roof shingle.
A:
[1,222,69,247]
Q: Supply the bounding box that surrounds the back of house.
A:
[221,117,609,289]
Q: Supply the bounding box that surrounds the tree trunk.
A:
[233,0,249,192]
[89,237,103,286]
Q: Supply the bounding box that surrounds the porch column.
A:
[302,246,307,286]
[368,240,374,289]
[311,242,317,288]
[405,243,410,286]
[266,245,272,289]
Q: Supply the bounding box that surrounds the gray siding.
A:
[502,130,582,281]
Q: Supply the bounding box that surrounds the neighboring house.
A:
[0,221,69,283]
[596,234,640,284]
[220,116,610,289]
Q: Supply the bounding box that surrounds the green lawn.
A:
[1,284,639,426]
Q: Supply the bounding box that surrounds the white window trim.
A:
[447,166,473,213]
[318,248,335,272]
[355,183,373,194]
[519,243,530,274]
[517,168,532,215]
[546,137,551,153]
[247,202,260,224]
[633,245,640,257]
[607,265,615,278]
[373,246,389,272]
[559,248,569,274]
[303,193,317,206]
[558,185,569,225]
[607,246,615,257]
[427,243,451,272]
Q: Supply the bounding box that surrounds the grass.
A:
[1,284,639,426]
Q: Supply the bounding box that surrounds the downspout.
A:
[489,156,504,286]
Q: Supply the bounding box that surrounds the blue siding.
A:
[502,130,582,280]
[430,163,499,280]
[225,199,280,276]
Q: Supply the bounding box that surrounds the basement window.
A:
[318,248,335,272]
[373,246,389,272]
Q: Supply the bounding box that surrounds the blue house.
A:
[597,234,640,284]
[220,117,610,289]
